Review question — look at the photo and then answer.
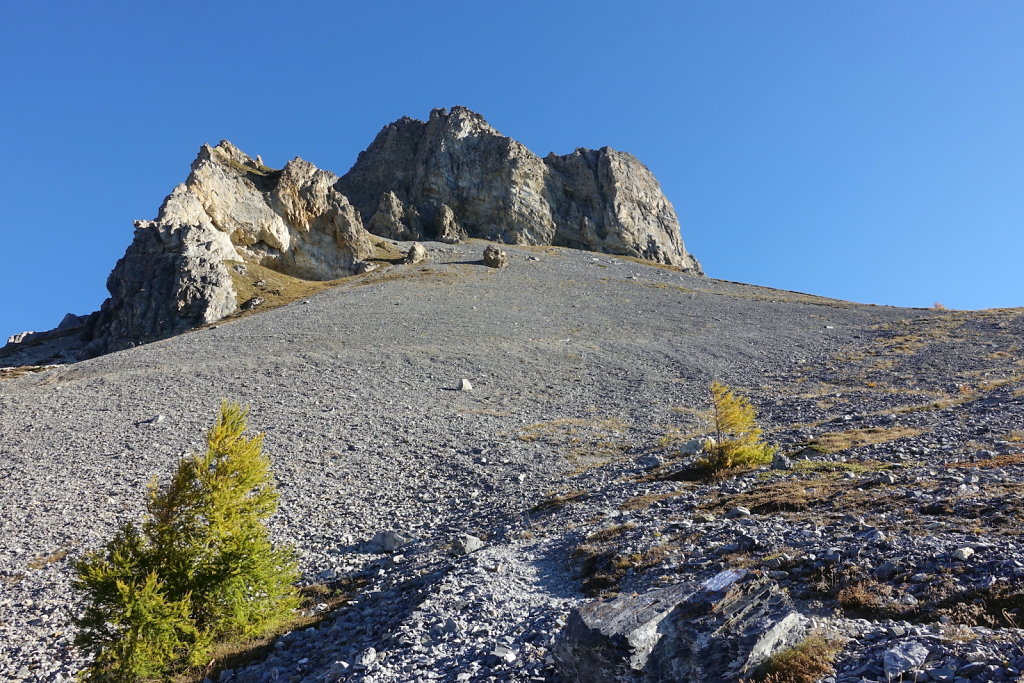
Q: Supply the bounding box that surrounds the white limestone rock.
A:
[88,141,373,354]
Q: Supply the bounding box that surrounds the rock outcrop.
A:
[337,107,702,271]
[554,569,804,682]
[367,191,421,241]
[66,107,701,357]
[86,142,373,355]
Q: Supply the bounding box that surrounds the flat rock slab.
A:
[555,569,804,682]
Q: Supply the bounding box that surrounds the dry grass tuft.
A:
[836,581,887,612]
[944,453,1024,470]
[618,492,677,511]
[810,426,925,453]
[27,548,70,570]
[0,365,58,381]
[756,633,845,683]
[517,416,632,468]
[227,261,347,317]
[530,490,589,514]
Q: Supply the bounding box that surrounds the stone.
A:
[487,643,516,663]
[368,530,415,553]
[368,190,421,241]
[458,378,473,391]
[855,527,886,543]
[679,438,712,456]
[637,455,664,468]
[725,506,751,519]
[240,296,264,311]
[953,547,975,561]
[337,107,701,271]
[771,452,792,470]
[452,534,484,555]
[405,243,427,264]
[482,244,508,268]
[883,641,930,678]
[436,204,467,244]
[354,261,377,274]
[356,647,378,669]
[874,561,899,581]
[554,569,804,682]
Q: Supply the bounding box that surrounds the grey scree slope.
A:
[2,241,1023,681]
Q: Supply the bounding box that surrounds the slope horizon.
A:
[2,2,1023,341]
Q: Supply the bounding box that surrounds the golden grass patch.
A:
[811,426,925,453]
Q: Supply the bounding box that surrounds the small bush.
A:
[836,581,885,612]
[757,633,845,683]
[697,382,775,473]
[74,402,299,680]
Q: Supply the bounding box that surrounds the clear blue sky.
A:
[2,2,1022,340]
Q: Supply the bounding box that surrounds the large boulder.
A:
[554,569,804,682]
[482,244,508,268]
[436,204,467,244]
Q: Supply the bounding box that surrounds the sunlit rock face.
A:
[88,141,372,354]
[338,106,702,271]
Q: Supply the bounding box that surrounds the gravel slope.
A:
[4,241,1016,681]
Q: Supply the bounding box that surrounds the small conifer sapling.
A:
[73,402,299,680]
[699,381,776,473]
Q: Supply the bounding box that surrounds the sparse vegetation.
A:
[696,382,775,474]
[569,524,677,597]
[809,426,925,453]
[530,489,588,514]
[756,632,845,683]
[516,416,632,467]
[27,547,71,570]
[618,492,677,511]
[73,403,300,681]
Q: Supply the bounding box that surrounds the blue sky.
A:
[2,2,1022,340]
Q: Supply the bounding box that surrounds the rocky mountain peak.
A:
[5,108,702,361]
[427,105,499,138]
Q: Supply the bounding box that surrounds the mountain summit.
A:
[3,107,701,362]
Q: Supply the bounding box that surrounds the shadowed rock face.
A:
[79,107,700,357]
[338,107,702,271]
